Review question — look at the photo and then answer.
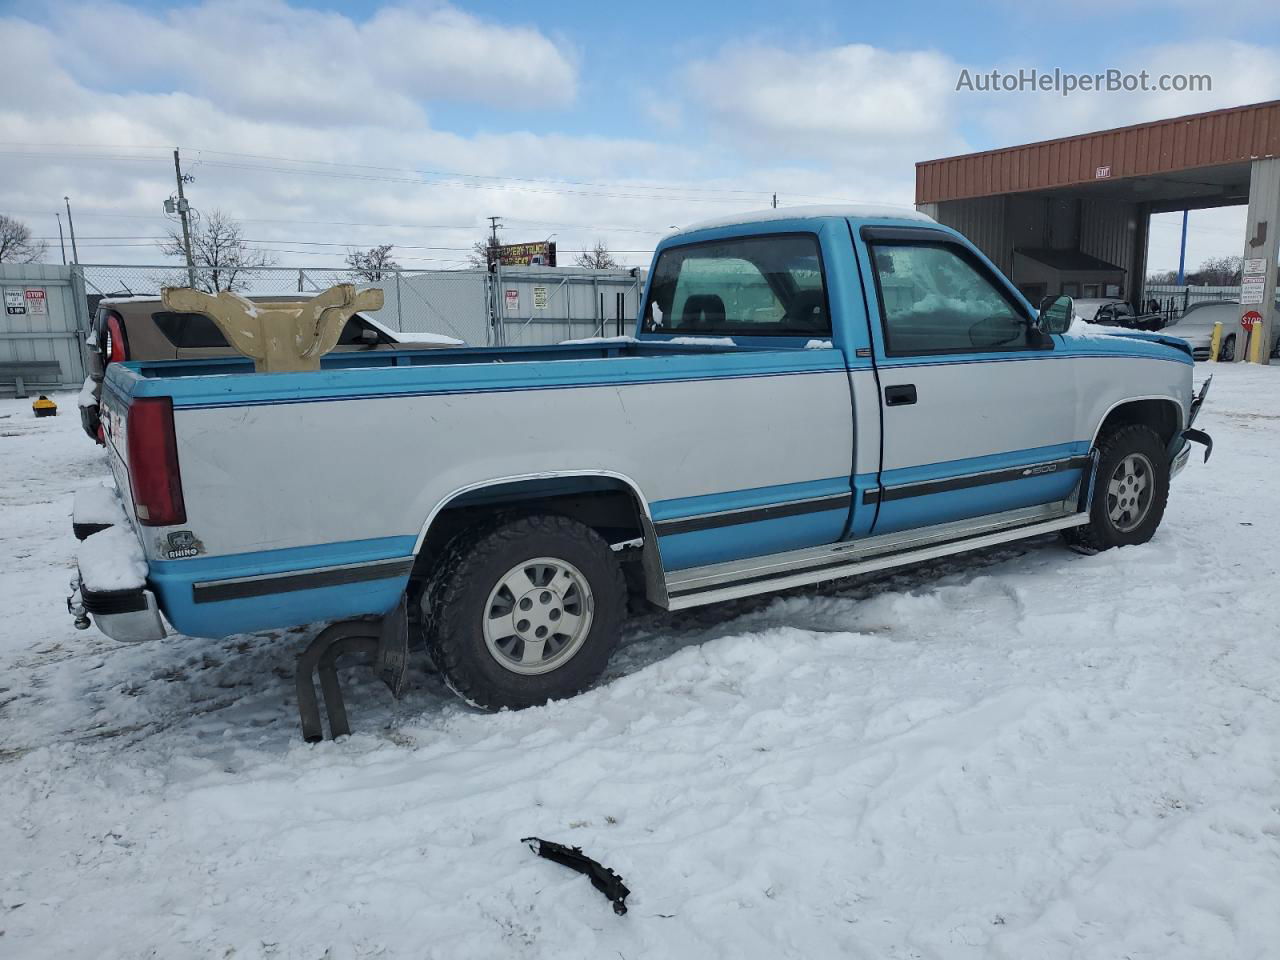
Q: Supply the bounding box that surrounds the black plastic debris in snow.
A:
[521,837,631,915]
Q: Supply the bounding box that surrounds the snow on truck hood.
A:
[1065,317,1193,360]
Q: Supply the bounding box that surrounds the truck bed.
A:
[98,335,856,638]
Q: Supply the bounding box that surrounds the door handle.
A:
[884,384,917,406]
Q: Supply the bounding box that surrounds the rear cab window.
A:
[151,312,230,348]
[642,234,831,338]
[151,311,385,348]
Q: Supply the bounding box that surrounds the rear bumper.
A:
[68,576,167,642]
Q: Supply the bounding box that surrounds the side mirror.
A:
[1037,295,1074,335]
[357,328,380,345]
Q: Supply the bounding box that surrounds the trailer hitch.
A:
[295,596,410,742]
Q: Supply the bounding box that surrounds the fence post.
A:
[69,264,90,333]
[394,271,403,332]
[493,263,503,347]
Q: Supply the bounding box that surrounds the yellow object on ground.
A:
[1209,322,1223,362]
[32,395,57,418]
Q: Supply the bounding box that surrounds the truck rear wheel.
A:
[1065,423,1170,552]
[421,514,626,709]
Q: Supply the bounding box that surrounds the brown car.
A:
[78,294,462,441]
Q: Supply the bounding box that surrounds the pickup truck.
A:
[69,205,1212,711]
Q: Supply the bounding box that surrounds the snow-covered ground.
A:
[2,367,1278,959]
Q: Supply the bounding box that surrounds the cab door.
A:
[854,225,1086,535]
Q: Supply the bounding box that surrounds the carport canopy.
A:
[915,100,1280,362]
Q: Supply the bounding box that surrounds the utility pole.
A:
[486,216,503,345]
[1175,209,1188,286]
[173,148,197,287]
[63,196,79,264]
[55,212,67,265]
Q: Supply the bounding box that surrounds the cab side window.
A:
[870,242,1033,356]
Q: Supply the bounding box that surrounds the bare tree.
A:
[468,239,493,269]
[574,240,619,269]
[159,209,276,292]
[345,244,400,281]
[0,214,47,263]
[1146,269,1177,285]
[1187,255,1242,286]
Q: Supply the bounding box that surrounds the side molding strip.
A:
[863,456,1090,505]
[654,493,852,536]
[193,557,414,604]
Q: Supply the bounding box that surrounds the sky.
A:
[2,0,1279,277]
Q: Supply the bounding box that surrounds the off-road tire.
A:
[420,513,626,709]
[1064,424,1170,552]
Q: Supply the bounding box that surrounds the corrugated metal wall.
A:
[917,100,1280,204]
[495,266,643,346]
[0,263,89,394]
[1079,198,1141,281]
[921,197,1012,274]
[925,195,1145,297]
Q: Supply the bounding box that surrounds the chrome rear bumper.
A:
[68,575,167,643]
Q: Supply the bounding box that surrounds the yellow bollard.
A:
[1248,322,1265,363]
[1209,321,1223,361]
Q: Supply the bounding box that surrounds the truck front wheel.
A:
[421,514,626,709]
[1065,424,1170,552]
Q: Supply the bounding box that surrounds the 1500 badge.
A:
[160,530,205,559]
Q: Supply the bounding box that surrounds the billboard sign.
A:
[490,240,557,269]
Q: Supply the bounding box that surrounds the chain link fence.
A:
[1143,283,1243,321]
[76,263,643,347]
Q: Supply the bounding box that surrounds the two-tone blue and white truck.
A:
[69,205,1212,716]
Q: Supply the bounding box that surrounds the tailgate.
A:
[98,370,138,521]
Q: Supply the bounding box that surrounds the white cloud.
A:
[685,42,961,149]
[0,7,747,272]
[52,0,578,125]
[4,4,1272,280]
[960,41,1280,144]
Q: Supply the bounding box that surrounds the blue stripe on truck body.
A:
[148,536,415,638]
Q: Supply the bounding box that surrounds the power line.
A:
[0,141,804,201]
[0,147,759,202]
[0,143,861,205]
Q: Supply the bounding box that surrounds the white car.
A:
[1166,301,1280,361]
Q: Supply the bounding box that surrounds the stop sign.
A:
[1242,310,1263,330]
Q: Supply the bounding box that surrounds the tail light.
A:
[104,311,127,365]
[126,397,186,526]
